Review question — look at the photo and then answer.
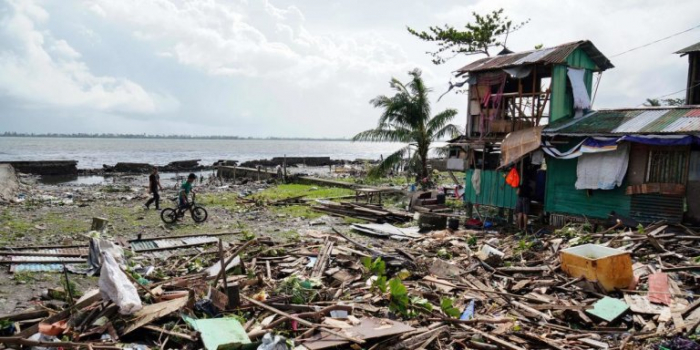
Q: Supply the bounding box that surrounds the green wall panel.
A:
[464,169,517,209]
[549,48,597,123]
[544,158,630,219]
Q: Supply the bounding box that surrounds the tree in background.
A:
[407,9,529,65]
[353,69,460,180]
[644,98,685,107]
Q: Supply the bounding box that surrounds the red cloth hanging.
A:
[505,168,520,188]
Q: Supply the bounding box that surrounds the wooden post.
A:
[218,240,228,293]
[91,217,109,233]
[227,283,240,308]
[283,154,287,182]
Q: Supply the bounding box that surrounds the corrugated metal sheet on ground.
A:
[181,237,218,245]
[544,107,700,135]
[11,264,66,273]
[131,236,219,252]
[130,240,158,251]
[8,249,88,273]
[630,194,684,224]
[2,248,88,256]
[457,40,613,74]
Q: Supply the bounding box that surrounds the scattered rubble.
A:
[0,219,699,349]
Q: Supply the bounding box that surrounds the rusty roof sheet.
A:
[675,42,700,55]
[456,40,613,75]
[544,107,700,135]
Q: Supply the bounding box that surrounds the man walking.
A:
[145,167,163,210]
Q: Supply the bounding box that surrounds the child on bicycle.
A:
[179,173,197,209]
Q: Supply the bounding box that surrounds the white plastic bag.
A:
[257,333,291,350]
[98,252,142,315]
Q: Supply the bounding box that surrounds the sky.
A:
[0,0,698,138]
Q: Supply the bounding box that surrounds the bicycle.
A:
[160,192,208,224]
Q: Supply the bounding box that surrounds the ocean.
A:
[0,137,443,169]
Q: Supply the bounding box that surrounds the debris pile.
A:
[1,220,700,349]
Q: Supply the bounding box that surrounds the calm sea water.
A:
[0,137,442,169]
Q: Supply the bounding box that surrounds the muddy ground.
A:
[0,173,406,315]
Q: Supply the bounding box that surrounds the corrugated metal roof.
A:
[543,107,700,135]
[675,42,700,55]
[456,40,614,75]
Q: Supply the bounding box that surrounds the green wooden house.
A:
[452,40,613,216]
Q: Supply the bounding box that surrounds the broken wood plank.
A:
[241,295,364,345]
[511,301,553,321]
[457,324,526,350]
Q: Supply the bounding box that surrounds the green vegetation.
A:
[440,298,462,318]
[102,185,131,193]
[407,9,529,64]
[252,184,354,202]
[13,271,38,284]
[277,276,320,304]
[0,209,34,240]
[199,194,242,210]
[352,69,460,179]
[362,257,386,276]
[273,205,323,220]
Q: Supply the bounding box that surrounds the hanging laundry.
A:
[531,150,544,165]
[575,143,630,190]
[567,68,591,117]
[505,168,520,188]
[471,169,482,196]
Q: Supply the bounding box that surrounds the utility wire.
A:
[610,23,700,58]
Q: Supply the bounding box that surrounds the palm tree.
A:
[353,69,460,179]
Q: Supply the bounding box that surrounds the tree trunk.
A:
[419,147,429,180]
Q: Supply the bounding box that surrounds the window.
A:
[646,148,689,184]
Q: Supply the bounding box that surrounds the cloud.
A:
[86,0,415,85]
[433,0,699,108]
[0,0,178,114]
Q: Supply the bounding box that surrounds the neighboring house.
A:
[451,39,700,225]
[448,40,613,217]
[543,106,700,224]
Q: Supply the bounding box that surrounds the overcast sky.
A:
[0,0,698,137]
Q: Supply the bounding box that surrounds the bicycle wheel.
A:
[191,206,208,223]
[161,208,177,224]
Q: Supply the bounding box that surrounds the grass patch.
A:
[343,216,367,224]
[199,194,242,210]
[252,184,354,202]
[13,271,38,284]
[0,209,34,239]
[273,205,323,220]
[102,185,131,193]
[43,212,89,236]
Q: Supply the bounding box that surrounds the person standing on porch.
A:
[515,177,532,232]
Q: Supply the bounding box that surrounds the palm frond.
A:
[431,124,462,140]
[352,128,412,142]
[432,145,452,158]
[368,146,411,178]
[426,109,459,137]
